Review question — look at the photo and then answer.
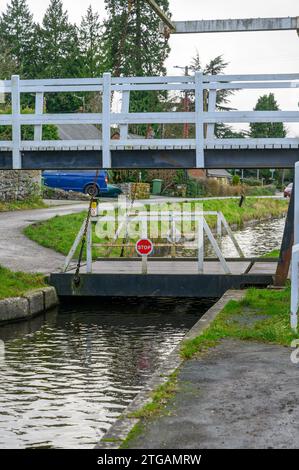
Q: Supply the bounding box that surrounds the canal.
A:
[0,216,285,449]
[0,298,213,449]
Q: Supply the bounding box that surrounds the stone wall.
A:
[0,170,41,201]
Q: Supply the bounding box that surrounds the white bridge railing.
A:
[0,72,299,169]
[63,209,244,275]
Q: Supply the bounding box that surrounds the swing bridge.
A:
[1,2,298,326]
[50,203,278,298]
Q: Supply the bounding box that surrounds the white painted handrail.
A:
[1,72,298,169]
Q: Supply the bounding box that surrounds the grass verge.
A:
[181,286,297,359]
[23,197,288,259]
[118,286,298,448]
[120,372,178,449]
[0,197,47,212]
[0,265,46,300]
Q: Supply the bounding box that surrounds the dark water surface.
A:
[0,298,213,449]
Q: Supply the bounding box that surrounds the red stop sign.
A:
[136,238,153,256]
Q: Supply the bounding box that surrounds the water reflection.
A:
[210,217,285,258]
[0,298,212,449]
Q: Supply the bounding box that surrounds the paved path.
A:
[0,203,88,274]
[127,339,299,449]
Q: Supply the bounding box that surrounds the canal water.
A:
[0,216,285,449]
[0,298,213,449]
[215,216,285,258]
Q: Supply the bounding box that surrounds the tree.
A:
[0,38,18,80]
[189,52,245,139]
[248,93,287,183]
[102,0,170,77]
[249,93,287,138]
[0,0,36,77]
[38,0,80,79]
[79,5,103,78]
[38,0,82,112]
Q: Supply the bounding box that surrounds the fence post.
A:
[120,90,130,140]
[11,75,21,169]
[102,72,111,168]
[197,215,204,274]
[86,220,92,274]
[141,217,148,274]
[34,92,44,142]
[217,211,222,242]
[195,72,204,167]
[290,161,299,331]
[206,83,217,139]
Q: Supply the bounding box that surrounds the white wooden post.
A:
[102,72,111,168]
[11,75,21,169]
[197,214,204,274]
[195,72,204,167]
[86,220,92,273]
[142,217,148,274]
[120,90,130,140]
[217,211,222,242]
[34,92,44,141]
[203,217,231,274]
[290,161,299,331]
[291,244,299,331]
[63,219,86,272]
[207,83,217,139]
[220,213,244,258]
[294,161,299,246]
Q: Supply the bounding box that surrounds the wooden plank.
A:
[195,72,204,167]
[11,75,21,169]
[34,92,44,142]
[275,186,294,285]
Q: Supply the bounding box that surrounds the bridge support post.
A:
[11,75,21,169]
[102,73,112,168]
[34,92,44,141]
[120,91,130,140]
[275,182,295,285]
[195,72,204,167]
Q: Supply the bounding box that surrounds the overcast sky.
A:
[1,0,298,135]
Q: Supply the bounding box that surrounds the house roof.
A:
[57,124,141,140]
[207,169,232,179]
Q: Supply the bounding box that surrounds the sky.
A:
[1,0,298,135]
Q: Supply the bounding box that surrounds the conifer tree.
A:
[38,0,80,79]
[102,0,170,77]
[250,93,287,138]
[79,5,103,78]
[0,0,36,77]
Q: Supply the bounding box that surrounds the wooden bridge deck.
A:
[66,259,277,275]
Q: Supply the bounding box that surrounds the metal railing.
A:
[0,73,298,168]
[63,209,244,275]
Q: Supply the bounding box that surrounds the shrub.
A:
[232,175,240,186]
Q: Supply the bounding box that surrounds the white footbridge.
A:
[0,72,298,169]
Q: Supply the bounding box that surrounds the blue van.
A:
[43,170,110,197]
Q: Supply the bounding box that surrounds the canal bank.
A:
[0,286,58,324]
[97,287,299,449]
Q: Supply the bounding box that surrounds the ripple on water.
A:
[0,297,213,449]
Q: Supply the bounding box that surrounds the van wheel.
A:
[84,184,99,197]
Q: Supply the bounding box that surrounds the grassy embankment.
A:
[0,197,46,212]
[0,265,46,300]
[120,285,298,448]
[23,197,288,259]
